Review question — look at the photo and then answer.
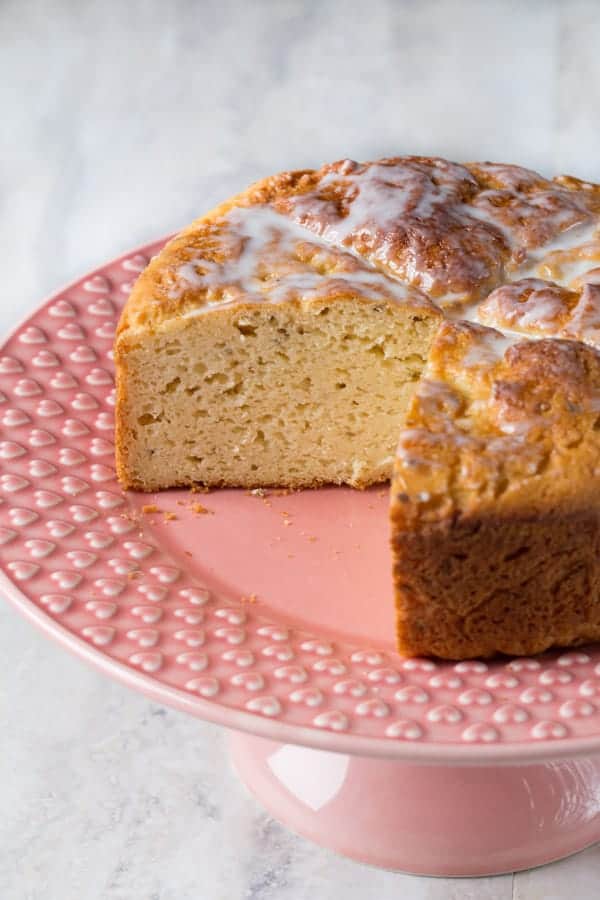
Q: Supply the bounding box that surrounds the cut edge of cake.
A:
[115,177,443,492]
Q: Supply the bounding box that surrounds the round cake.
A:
[115,156,600,659]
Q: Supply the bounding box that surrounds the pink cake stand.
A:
[3,241,600,876]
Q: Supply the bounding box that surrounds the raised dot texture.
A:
[186,676,220,697]
[386,720,423,740]
[245,696,281,717]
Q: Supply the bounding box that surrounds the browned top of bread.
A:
[393,320,600,528]
[118,202,437,334]
[118,156,600,337]
[477,278,600,346]
[270,158,600,303]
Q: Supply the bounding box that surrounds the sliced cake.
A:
[115,155,600,659]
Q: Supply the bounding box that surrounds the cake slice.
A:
[115,199,441,491]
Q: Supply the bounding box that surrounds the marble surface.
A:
[3,0,600,896]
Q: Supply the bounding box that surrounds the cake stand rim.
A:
[7,568,600,766]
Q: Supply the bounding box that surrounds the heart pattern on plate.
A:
[186,676,220,697]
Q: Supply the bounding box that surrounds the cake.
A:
[115,156,600,659]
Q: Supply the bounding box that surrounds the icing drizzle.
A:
[171,206,432,314]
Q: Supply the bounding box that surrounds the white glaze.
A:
[519,220,600,285]
[173,166,600,328]
[564,283,600,345]
[460,327,517,369]
[536,219,599,253]
[300,161,461,242]
[176,205,427,314]
[513,294,564,328]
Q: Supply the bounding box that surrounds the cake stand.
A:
[2,241,600,877]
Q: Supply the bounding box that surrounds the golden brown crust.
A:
[466,161,600,247]
[477,278,600,347]
[117,175,434,336]
[392,507,600,658]
[391,323,600,657]
[393,323,600,519]
[118,156,600,338]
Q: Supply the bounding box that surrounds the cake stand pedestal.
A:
[230,731,600,876]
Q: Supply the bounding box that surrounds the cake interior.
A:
[116,298,438,491]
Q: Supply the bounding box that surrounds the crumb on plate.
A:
[192,502,212,515]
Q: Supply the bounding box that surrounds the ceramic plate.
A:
[3,239,600,763]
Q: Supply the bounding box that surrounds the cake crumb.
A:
[192,502,212,515]
[185,550,193,557]
[241,592,258,604]
[142,504,160,514]
[307,535,317,543]
[250,488,267,497]
[163,511,177,521]
[283,519,292,527]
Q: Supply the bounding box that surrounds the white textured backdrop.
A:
[3,0,600,897]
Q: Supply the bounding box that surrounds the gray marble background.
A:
[3,0,600,897]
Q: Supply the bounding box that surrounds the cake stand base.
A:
[229,731,600,876]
